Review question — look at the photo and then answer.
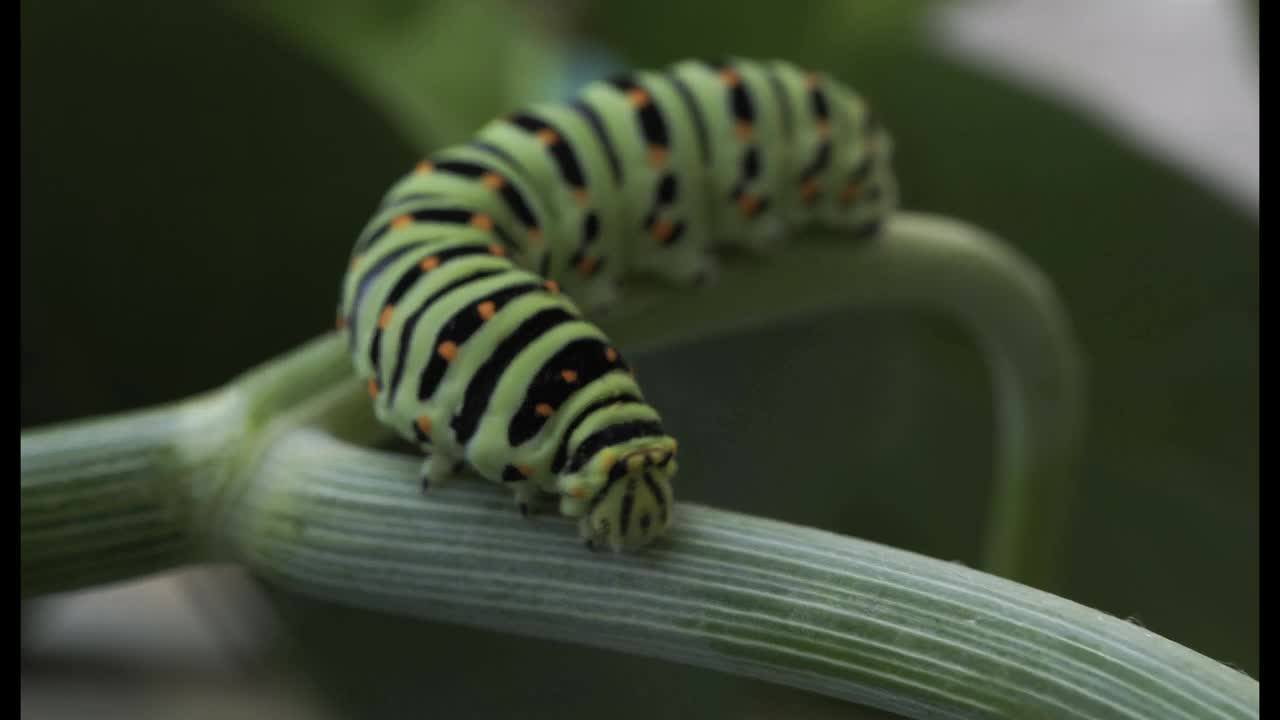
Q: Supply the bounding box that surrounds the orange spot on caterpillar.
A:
[489,244,507,257]
[420,256,440,271]
[841,183,861,203]
[738,193,761,215]
[569,486,588,499]
[571,187,589,206]
[481,172,505,190]
[805,71,820,88]
[543,279,560,294]
[349,255,362,270]
[414,160,434,175]
[335,314,347,330]
[517,464,533,478]
[367,378,379,398]
[470,213,494,231]
[536,128,559,146]
[576,256,598,276]
[416,415,432,435]
[378,305,394,329]
[561,369,579,383]
[647,145,668,169]
[800,178,820,200]
[816,118,831,135]
[527,228,544,246]
[651,218,675,243]
[605,347,618,363]
[392,214,413,230]
[438,341,458,362]
[536,403,554,417]
[627,88,651,107]
[477,301,496,320]
[720,68,740,87]
[735,121,753,140]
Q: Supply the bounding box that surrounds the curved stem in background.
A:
[599,211,1084,592]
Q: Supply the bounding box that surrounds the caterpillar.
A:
[337,56,897,552]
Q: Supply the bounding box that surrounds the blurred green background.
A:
[21,0,1257,717]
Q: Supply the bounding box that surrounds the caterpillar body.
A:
[338,56,897,552]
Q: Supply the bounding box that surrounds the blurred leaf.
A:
[226,0,564,150]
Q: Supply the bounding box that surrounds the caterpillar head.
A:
[561,439,678,552]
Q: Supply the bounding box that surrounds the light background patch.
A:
[930,0,1258,218]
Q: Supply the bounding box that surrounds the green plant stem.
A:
[20,211,1079,595]
[224,428,1253,719]
[18,212,1136,718]
[599,211,1083,591]
[21,390,227,596]
[20,333,364,596]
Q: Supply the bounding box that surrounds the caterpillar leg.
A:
[556,496,599,550]
[570,504,616,553]
[512,481,568,518]
[737,219,789,256]
[689,254,720,288]
[510,479,542,518]
[640,252,719,291]
[569,279,622,317]
[578,516,612,552]
[418,452,464,494]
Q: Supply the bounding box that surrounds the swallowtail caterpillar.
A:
[338,56,896,551]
